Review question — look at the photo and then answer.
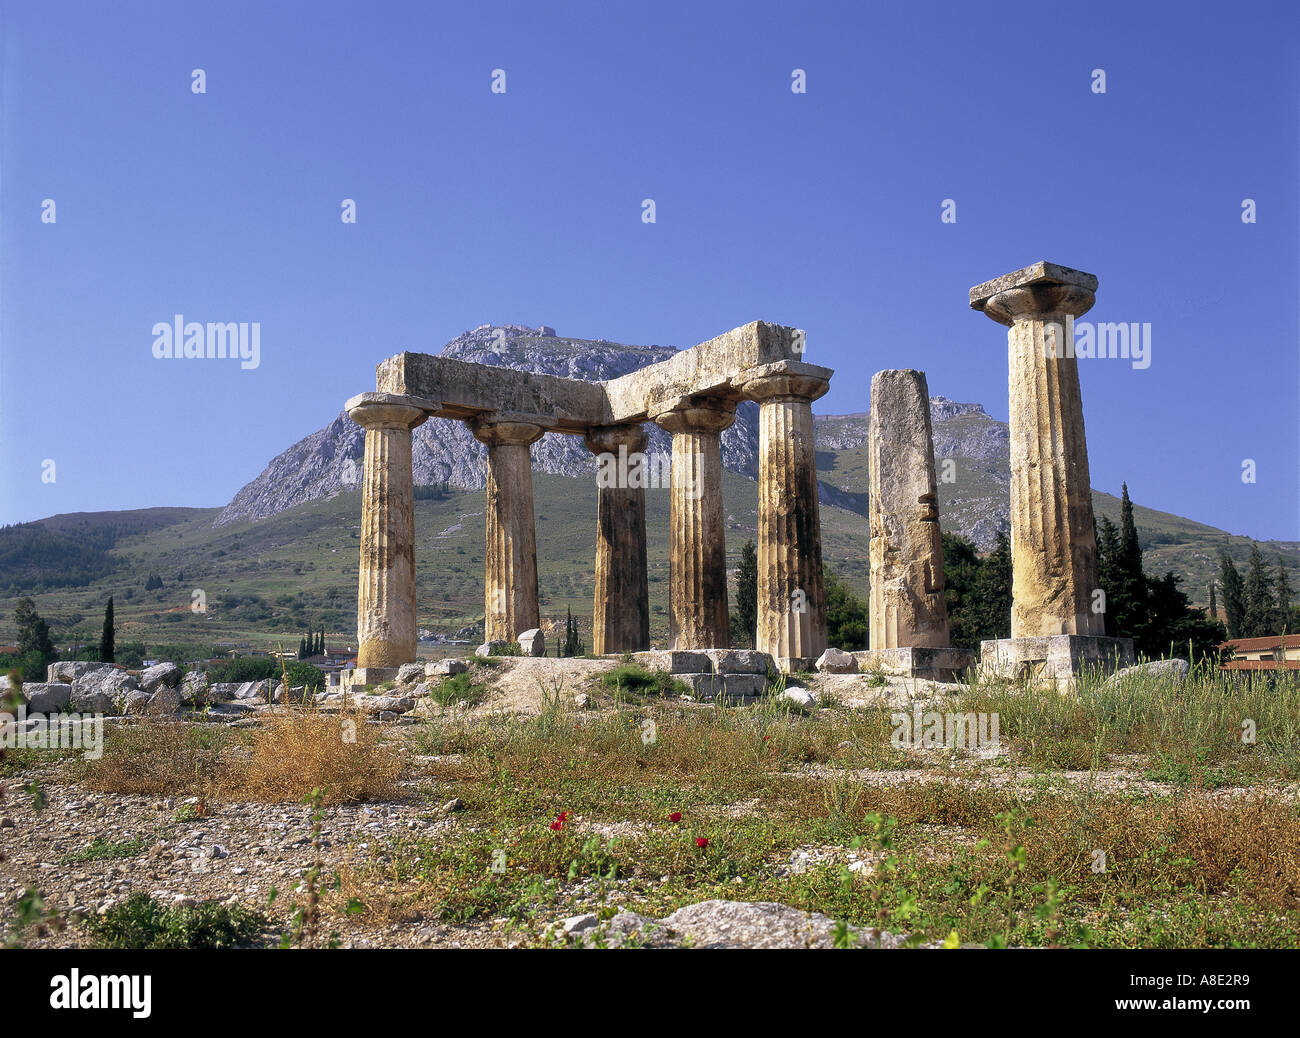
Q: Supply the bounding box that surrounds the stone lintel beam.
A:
[374,321,808,431]
[584,424,651,654]
[732,362,832,669]
[469,413,548,642]
[649,397,737,650]
[972,262,1103,638]
[347,394,433,669]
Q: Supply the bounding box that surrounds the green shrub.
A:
[83,893,268,949]
[598,664,688,697]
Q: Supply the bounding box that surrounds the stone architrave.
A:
[470,414,547,642]
[970,261,1104,638]
[734,361,833,670]
[346,392,432,670]
[867,369,950,650]
[649,396,736,650]
[585,424,651,654]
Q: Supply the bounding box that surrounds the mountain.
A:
[215,324,1011,547]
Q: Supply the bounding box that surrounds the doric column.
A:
[735,361,832,669]
[649,396,736,650]
[971,261,1103,638]
[585,424,651,654]
[470,413,546,642]
[867,369,950,649]
[346,392,431,669]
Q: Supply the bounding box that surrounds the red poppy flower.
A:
[668,812,682,823]
[556,811,569,822]
[550,820,564,831]
[695,837,709,849]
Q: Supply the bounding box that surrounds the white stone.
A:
[816,647,857,673]
[518,629,546,657]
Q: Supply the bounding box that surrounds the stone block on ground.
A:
[816,647,857,674]
[518,629,546,657]
[356,695,415,715]
[426,659,469,677]
[475,641,509,658]
[178,670,208,704]
[630,650,711,675]
[22,683,72,714]
[704,649,773,675]
[141,662,182,693]
[396,662,426,685]
[47,661,113,684]
[1103,658,1189,688]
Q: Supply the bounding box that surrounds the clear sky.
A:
[2,0,1297,540]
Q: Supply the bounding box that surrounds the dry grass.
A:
[230,707,402,805]
[79,709,402,806]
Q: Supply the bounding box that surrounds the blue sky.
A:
[2,0,1297,540]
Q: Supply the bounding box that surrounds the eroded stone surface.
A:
[869,370,951,651]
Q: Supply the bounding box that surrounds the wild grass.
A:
[78,707,402,805]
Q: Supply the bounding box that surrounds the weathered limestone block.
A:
[650,397,736,650]
[736,362,831,670]
[471,414,547,642]
[141,661,181,693]
[970,262,1103,638]
[585,424,651,654]
[868,370,951,649]
[518,628,546,657]
[348,393,432,669]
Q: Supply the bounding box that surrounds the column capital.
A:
[584,423,648,456]
[970,261,1097,327]
[648,395,737,436]
[469,411,549,447]
[734,360,833,405]
[345,392,437,430]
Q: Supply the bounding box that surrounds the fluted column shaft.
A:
[651,398,736,649]
[586,424,651,654]
[472,417,545,642]
[971,263,1103,638]
[867,369,950,650]
[348,397,428,668]
[737,362,832,667]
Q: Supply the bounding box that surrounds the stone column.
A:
[868,369,950,649]
[971,261,1103,638]
[585,424,651,654]
[649,396,736,650]
[470,414,546,643]
[346,393,430,671]
[735,361,832,669]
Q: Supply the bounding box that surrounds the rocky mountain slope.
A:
[215,324,1011,547]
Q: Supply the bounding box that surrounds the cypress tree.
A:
[734,539,758,647]
[1275,558,1293,634]
[299,636,307,659]
[1243,543,1275,637]
[1096,515,1126,635]
[99,597,115,664]
[1208,581,1217,621]
[1219,550,1246,638]
[1118,484,1146,613]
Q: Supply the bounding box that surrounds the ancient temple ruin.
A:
[346,321,833,682]
[348,262,1135,690]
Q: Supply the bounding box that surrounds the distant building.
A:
[1220,634,1300,671]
